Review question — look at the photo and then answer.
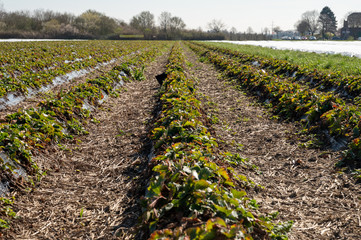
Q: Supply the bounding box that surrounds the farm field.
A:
[0,39,85,42]
[215,40,361,58]
[207,41,361,76]
[0,40,361,239]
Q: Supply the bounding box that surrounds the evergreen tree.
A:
[318,6,337,39]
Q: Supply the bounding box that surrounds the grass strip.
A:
[203,42,361,76]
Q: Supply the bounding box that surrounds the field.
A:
[208,41,361,76]
[215,40,361,58]
[0,40,360,239]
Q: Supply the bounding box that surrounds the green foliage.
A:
[0,197,16,230]
[0,41,166,98]
[142,42,291,239]
[79,207,84,218]
[319,6,337,39]
[187,41,361,169]
[131,66,146,81]
[0,42,172,230]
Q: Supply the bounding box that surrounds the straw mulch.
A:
[183,44,361,240]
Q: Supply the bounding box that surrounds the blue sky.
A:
[1,0,360,32]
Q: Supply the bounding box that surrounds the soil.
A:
[2,50,169,239]
[182,44,361,240]
[2,43,361,240]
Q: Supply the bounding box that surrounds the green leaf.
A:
[200,231,216,240]
[218,168,229,180]
[79,207,84,218]
[146,175,164,198]
[212,217,226,227]
[149,220,158,233]
[205,219,216,232]
[224,181,235,187]
[0,218,9,229]
[353,126,360,138]
[199,167,212,180]
[214,205,233,217]
[231,189,247,199]
[194,179,210,190]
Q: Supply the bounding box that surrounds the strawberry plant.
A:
[193,42,361,101]
[187,41,361,170]
[0,41,164,100]
[142,42,292,239]
[0,42,171,230]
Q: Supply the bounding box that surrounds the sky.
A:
[1,0,360,33]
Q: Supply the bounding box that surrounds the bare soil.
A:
[2,51,169,239]
[182,44,361,240]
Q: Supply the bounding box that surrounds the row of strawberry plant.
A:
[0,42,170,182]
[142,42,292,239]
[0,43,170,229]
[0,41,158,98]
[0,41,142,77]
[193,42,361,100]
[187,42,361,169]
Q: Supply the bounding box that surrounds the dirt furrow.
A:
[183,45,361,240]
[3,51,169,240]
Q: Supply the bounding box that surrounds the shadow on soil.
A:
[112,93,163,239]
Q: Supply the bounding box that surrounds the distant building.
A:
[341,12,361,39]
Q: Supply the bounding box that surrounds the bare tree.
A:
[207,19,226,33]
[158,11,172,34]
[170,16,185,31]
[158,12,185,39]
[2,10,36,31]
[130,11,155,39]
[0,1,6,26]
[169,16,185,39]
[230,27,237,34]
[33,9,55,22]
[301,10,319,36]
[229,27,238,40]
[246,26,254,34]
[54,12,75,25]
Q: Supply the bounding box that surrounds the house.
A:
[341,12,361,39]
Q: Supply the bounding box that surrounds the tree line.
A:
[0,7,270,40]
[294,6,339,39]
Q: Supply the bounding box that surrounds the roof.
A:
[347,12,361,28]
